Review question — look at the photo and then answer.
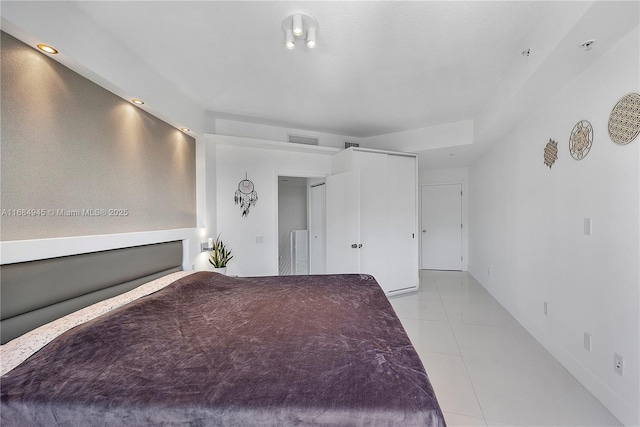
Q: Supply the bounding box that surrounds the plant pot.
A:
[211,267,227,275]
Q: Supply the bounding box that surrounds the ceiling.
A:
[2,1,638,166]
[71,0,554,138]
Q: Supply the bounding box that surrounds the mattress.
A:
[1,272,445,426]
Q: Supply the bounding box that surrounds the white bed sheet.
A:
[0,271,193,376]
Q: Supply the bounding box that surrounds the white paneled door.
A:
[308,183,326,274]
[325,170,361,274]
[421,184,462,270]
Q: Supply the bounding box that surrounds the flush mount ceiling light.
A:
[180,127,190,133]
[131,99,145,105]
[282,13,318,50]
[37,44,58,54]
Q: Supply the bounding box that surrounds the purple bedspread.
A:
[1,272,445,426]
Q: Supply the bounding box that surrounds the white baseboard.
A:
[517,311,635,426]
[469,272,637,427]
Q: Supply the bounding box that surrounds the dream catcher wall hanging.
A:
[234,173,258,217]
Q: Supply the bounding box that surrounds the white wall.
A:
[213,136,332,276]
[418,166,469,271]
[192,139,218,271]
[361,119,474,153]
[212,117,360,149]
[468,26,639,426]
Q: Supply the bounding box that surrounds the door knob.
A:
[351,244,358,248]
[422,229,426,233]
[358,244,362,248]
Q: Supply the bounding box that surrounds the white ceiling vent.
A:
[288,134,319,146]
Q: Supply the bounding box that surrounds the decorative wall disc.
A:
[234,173,258,217]
[543,139,558,169]
[608,93,640,145]
[569,120,593,160]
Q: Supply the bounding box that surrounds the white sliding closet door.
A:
[355,152,389,290]
[387,155,418,291]
[327,147,419,294]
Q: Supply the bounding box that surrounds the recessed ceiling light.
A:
[580,40,596,51]
[180,127,190,132]
[37,44,58,54]
[131,99,145,105]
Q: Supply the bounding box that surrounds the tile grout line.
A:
[433,272,489,427]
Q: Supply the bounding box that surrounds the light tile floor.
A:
[389,270,623,427]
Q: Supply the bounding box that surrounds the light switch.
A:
[584,218,592,236]
[256,236,264,244]
[584,332,591,352]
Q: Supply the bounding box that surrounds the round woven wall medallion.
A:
[544,139,558,168]
[569,120,593,160]
[608,93,640,145]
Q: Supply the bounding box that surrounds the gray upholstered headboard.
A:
[0,240,183,344]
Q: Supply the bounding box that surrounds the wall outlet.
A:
[584,218,592,236]
[614,353,624,377]
[543,301,548,316]
[191,264,196,271]
[255,236,264,244]
[583,332,591,352]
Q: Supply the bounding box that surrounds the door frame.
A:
[419,182,467,271]
[274,171,329,275]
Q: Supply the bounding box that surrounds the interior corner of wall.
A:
[203,110,217,134]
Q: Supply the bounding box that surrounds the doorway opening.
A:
[277,176,326,275]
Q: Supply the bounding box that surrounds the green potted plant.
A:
[209,234,233,274]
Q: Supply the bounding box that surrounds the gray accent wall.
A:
[1,32,196,241]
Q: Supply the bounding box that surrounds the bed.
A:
[1,241,446,426]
